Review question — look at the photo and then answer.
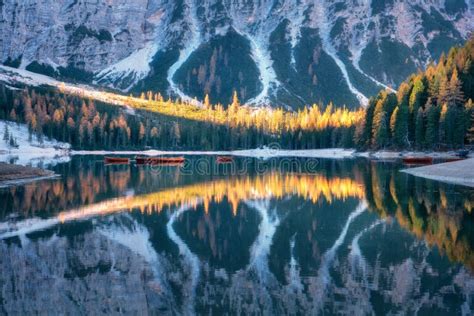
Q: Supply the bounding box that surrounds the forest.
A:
[355,36,474,150]
[0,86,360,150]
[0,37,473,151]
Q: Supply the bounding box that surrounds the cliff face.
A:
[0,0,472,107]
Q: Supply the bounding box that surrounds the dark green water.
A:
[0,157,473,315]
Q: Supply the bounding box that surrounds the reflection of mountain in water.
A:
[2,197,473,314]
[1,158,474,314]
[0,215,178,314]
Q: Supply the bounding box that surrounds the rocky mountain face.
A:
[0,0,472,108]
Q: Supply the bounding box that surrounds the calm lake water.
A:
[0,156,473,315]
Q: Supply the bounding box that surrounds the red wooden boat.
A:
[402,157,433,165]
[105,157,130,164]
[217,156,233,163]
[136,156,185,165]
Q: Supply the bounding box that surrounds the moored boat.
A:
[136,156,185,165]
[402,157,433,165]
[104,157,130,164]
[217,156,233,163]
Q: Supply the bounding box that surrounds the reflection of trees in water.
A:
[1,159,474,313]
[0,168,365,236]
[0,161,135,218]
[363,162,474,270]
[1,158,472,272]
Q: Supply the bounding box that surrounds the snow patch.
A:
[224,1,282,105]
[95,43,159,92]
[0,120,70,166]
[166,0,203,105]
[310,0,368,105]
[347,0,396,92]
[0,65,60,87]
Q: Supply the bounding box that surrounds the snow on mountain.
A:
[0,65,60,87]
[310,0,369,105]
[95,43,159,92]
[0,0,472,108]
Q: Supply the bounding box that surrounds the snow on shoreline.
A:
[402,159,474,188]
[71,148,471,160]
[354,150,469,159]
[71,148,356,159]
[0,120,70,166]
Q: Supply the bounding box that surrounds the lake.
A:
[0,156,473,314]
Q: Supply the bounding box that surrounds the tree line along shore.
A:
[0,37,473,152]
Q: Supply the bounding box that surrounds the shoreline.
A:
[401,158,474,188]
[0,162,57,188]
[2,147,473,189]
[71,148,357,159]
[354,150,469,159]
[71,148,471,161]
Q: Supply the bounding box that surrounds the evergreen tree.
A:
[390,103,409,148]
[439,103,448,146]
[444,105,457,147]
[3,125,9,143]
[409,77,427,141]
[9,135,18,148]
[138,122,146,146]
[204,94,211,110]
[371,91,396,148]
[448,68,464,106]
[360,98,376,148]
[353,115,366,149]
[424,102,440,149]
[453,107,467,147]
[373,110,389,149]
[390,107,398,138]
[409,77,427,114]
[415,107,425,148]
[467,109,474,144]
[438,75,450,106]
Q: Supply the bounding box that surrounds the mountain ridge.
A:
[0,0,472,108]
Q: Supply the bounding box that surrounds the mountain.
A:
[0,0,472,108]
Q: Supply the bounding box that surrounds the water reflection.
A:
[0,157,473,314]
[362,162,474,270]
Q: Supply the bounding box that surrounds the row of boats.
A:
[105,150,469,166]
[104,156,233,165]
